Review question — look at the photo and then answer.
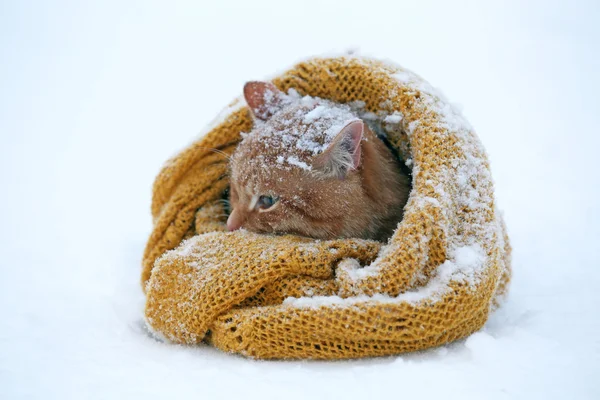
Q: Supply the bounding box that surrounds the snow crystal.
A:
[384,112,403,124]
[303,105,328,123]
[360,111,379,121]
[339,258,377,281]
[285,155,311,171]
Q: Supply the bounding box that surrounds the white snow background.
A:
[1,1,599,399]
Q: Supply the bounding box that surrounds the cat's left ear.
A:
[243,81,285,120]
[314,120,363,179]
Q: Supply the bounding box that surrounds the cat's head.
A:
[227,81,369,239]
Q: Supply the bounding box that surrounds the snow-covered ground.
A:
[1,1,599,399]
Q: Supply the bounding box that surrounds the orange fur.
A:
[228,83,410,242]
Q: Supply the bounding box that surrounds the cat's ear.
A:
[243,81,285,120]
[314,120,363,179]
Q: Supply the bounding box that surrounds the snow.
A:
[1,1,599,400]
[285,155,312,171]
[234,87,363,181]
[303,105,329,122]
[384,112,403,124]
[240,89,358,166]
[286,243,488,309]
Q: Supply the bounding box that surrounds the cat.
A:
[226,81,410,242]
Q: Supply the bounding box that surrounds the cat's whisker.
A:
[195,146,234,163]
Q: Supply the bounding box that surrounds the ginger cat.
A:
[227,81,410,242]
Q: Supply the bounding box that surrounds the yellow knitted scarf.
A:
[142,56,511,359]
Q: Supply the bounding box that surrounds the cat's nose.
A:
[227,209,243,231]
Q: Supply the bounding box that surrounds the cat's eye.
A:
[257,195,278,210]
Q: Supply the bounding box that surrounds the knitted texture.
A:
[142,56,511,359]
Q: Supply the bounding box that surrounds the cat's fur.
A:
[227,81,410,242]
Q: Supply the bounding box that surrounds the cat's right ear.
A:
[243,81,285,120]
[314,120,364,179]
